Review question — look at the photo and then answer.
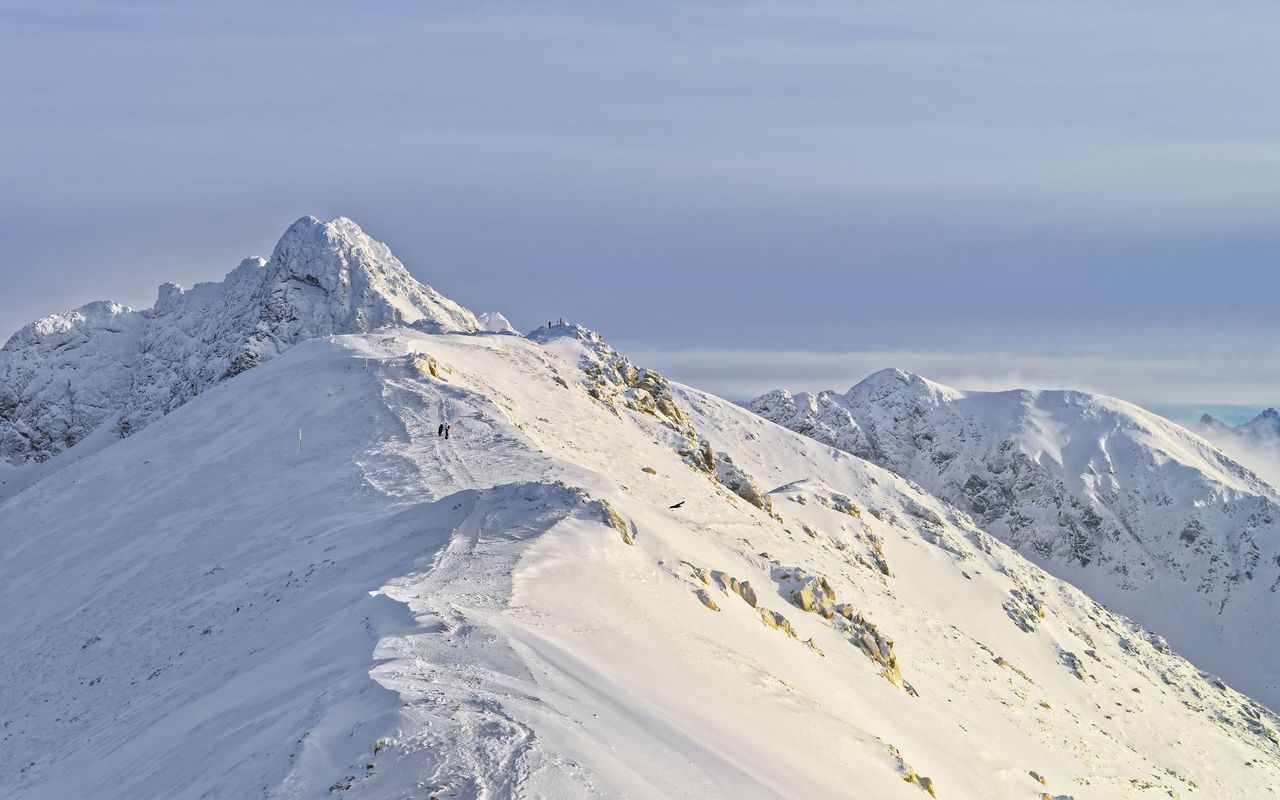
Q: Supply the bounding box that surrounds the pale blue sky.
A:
[3,1,1279,407]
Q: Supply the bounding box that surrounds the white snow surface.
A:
[751,368,1280,709]
[0,215,478,465]
[3,328,1279,798]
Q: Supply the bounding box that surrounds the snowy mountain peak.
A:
[261,215,479,333]
[845,367,963,405]
[1242,407,1280,434]
[4,300,135,349]
[1195,407,1280,465]
[0,216,479,464]
[477,311,517,334]
[270,215,391,287]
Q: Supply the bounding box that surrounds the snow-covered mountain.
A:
[1233,408,1280,442]
[0,215,477,466]
[751,369,1280,710]
[1192,408,1280,489]
[3,220,1280,798]
[1196,408,1280,457]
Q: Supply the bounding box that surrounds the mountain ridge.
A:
[4,218,1280,797]
[0,215,478,464]
[751,369,1280,708]
[5,326,1279,797]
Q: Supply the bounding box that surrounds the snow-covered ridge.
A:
[5,216,1280,797]
[3,327,1279,798]
[751,369,1280,708]
[0,216,479,464]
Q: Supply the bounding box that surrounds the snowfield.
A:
[3,219,1279,799]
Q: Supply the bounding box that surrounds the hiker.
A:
[437,423,444,437]
[445,423,451,440]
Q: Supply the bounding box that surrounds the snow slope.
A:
[3,325,1279,798]
[0,215,477,465]
[751,369,1280,709]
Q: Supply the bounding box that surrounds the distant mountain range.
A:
[752,370,1280,707]
[1197,407,1280,450]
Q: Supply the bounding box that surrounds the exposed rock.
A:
[1059,649,1088,681]
[594,499,633,545]
[528,323,694,437]
[679,437,716,475]
[696,589,719,611]
[993,656,1034,684]
[715,573,758,608]
[759,608,796,638]
[819,491,862,518]
[411,354,444,379]
[776,565,904,687]
[1004,583,1046,633]
[713,452,773,513]
[889,745,936,797]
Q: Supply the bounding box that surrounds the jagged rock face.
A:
[0,301,146,460]
[0,216,479,463]
[752,368,1280,706]
[713,452,773,513]
[527,322,694,437]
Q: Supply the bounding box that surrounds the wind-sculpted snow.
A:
[0,215,478,464]
[477,310,518,333]
[4,220,1280,797]
[752,368,1280,708]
